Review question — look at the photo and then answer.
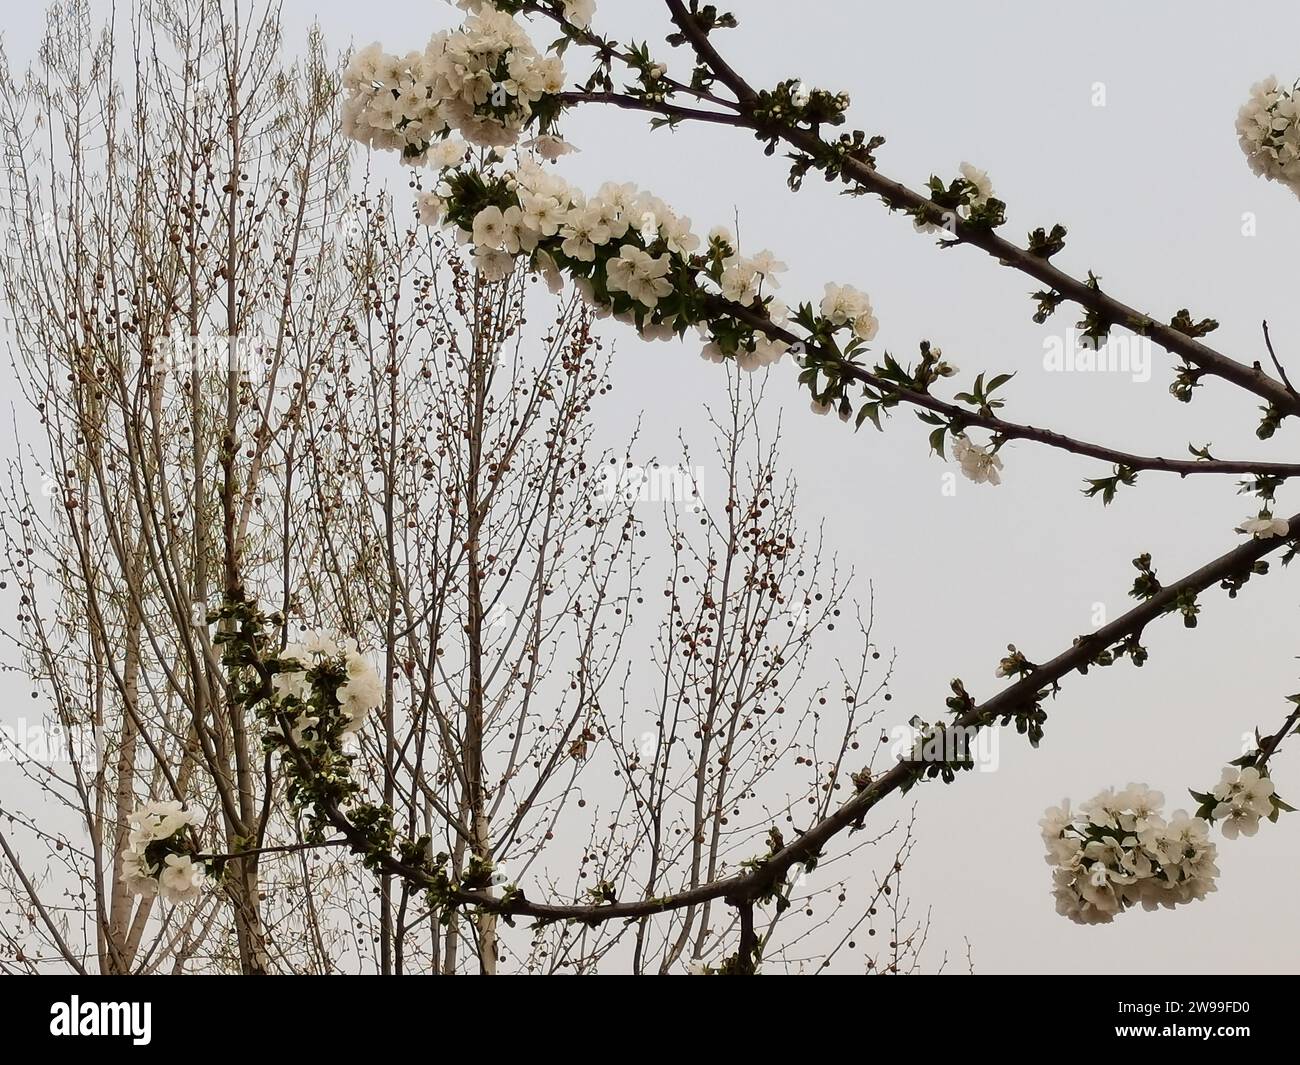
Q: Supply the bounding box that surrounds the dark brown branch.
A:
[663,0,757,104]
[710,297,1300,479]
[541,9,1300,418]
[782,120,1300,417]
[195,839,351,861]
[309,511,1300,923]
[556,90,742,128]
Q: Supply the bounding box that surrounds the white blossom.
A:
[1038,800,1073,842]
[951,434,1003,486]
[561,0,596,29]
[272,665,311,704]
[707,225,734,249]
[524,134,578,160]
[500,205,539,254]
[719,250,785,308]
[158,854,207,904]
[273,708,322,747]
[1239,514,1290,539]
[417,192,446,227]
[121,848,161,898]
[560,209,604,261]
[520,190,566,236]
[429,137,470,169]
[658,210,700,256]
[474,247,515,281]
[958,161,994,206]
[129,799,197,843]
[820,282,878,340]
[916,162,996,232]
[336,648,383,733]
[472,205,509,250]
[533,249,564,293]
[720,256,760,306]
[275,635,383,738]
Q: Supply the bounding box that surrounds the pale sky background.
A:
[3,0,1300,974]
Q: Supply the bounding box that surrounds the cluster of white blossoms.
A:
[1239,513,1290,539]
[120,800,207,903]
[272,634,383,746]
[420,153,860,371]
[349,7,885,389]
[1236,77,1300,198]
[819,283,879,342]
[951,434,1003,485]
[805,280,879,420]
[717,246,785,307]
[342,7,564,158]
[1040,786,1219,925]
[1211,766,1276,839]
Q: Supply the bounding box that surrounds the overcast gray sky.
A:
[3,1,1299,973]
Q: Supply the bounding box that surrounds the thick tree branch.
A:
[540,4,1300,418]
[308,511,1299,923]
[662,0,757,104]
[710,296,1300,479]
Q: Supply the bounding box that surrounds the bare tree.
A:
[0,0,926,976]
[0,0,352,973]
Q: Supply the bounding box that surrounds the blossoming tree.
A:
[3,0,1299,974]
[325,0,1300,942]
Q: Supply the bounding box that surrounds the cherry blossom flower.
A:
[129,799,196,842]
[951,434,1003,485]
[533,249,564,293]
[271,635,383,739]
[337,648,384,734]
[820,282,878,340]
[428,137,470,169]
[561,0,596,29]
[605,245,673,309]
[720,256,760,306]
[472,205,509,249]
[1211,766,1276,839]
[158,854,207,904]
[958,161,994,206]
[524,134,578,160]
[1239,514,1290,539]
[915,161,997,232]
[121,848,162,898]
